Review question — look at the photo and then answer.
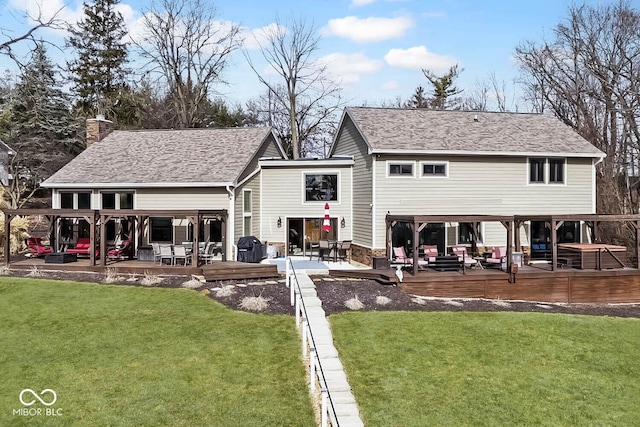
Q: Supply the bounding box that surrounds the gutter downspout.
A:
[226,185,235,260]
[593,156,605,214]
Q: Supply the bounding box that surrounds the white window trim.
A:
[60,190,93,209]
[302,170,341,205]
[99,190,136,209]
[386,160,415,178]
[420,160,449,178]
[548,158,567,186]
[527,157,547,185]
[527,157,567,186]
[456,222,484,245]
[243,189,252,236]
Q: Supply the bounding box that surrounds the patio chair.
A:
[151,243,162,263]
[159,244,173,265]
[198,242,217,264]
[172,245,190,266]
[26,237,53,257]
[392,246,413,266]
[318,240,330,262]
[422,245,438,263]
[337,240,352,263]
[486,246,508,270]
[451,246,477,268]
[107,239,132,260]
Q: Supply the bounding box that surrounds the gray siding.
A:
[375,155,595,247]
[235,175,261,242]
[333,116,373,247]
[260,166,352,244]
[136,188,229,210]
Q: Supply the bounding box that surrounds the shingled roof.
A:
[43,127,277,187]
[341,107,604,157]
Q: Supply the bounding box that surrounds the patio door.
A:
[287,217,337,257]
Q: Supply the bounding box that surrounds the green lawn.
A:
[330,311,640,426]
[0,278,314,427]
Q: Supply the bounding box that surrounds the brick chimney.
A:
[86,115,114,148]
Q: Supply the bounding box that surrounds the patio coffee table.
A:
[45,253,77,264]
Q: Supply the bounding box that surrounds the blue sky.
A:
[0,0,633,109]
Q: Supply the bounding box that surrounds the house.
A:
[40,117,287,257]
[0,139,15,187]
[328,107,605,265]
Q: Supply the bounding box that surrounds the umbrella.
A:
[322,202,331,236]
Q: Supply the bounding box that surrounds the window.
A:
[389,163,414,177]
[150,217,172,242]
[60,193,73,209]
[102,193,116,209]
[120,192,134,209]
[102,191,134,209]
[529,158,545,183]
[549,159,565,184]
[458,222,483,244]
[529,158,566,184]
[243,190,252,236]
[305,174,338,201]
[77,192,91,209]
[421,162,447,177]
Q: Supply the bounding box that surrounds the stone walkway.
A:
[294,271,364,427]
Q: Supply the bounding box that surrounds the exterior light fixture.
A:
[341,217,346,228]
[277,217,282,228]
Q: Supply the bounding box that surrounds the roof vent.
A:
[473,115,479,122]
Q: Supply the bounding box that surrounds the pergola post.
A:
[551,219,558,271]
[221,215,227,262]
[3,212,12,265]
[412,219,419,276]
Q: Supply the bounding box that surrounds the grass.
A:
[330,311,640,426]
[0,277,314,427]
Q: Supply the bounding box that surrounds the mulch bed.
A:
[5,268,640,318]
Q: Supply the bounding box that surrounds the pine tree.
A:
[66,0,129,121]
[2,42,81,207]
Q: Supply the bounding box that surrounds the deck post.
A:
[3,212,11,265]
[636,221,640,269]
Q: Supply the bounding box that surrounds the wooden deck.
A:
[7,257,280,282]
[330,264,640,304]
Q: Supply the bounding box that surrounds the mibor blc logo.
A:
[13,389,63,417]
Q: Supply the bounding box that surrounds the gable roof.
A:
[334,107,604,158]
[42,127,282,188]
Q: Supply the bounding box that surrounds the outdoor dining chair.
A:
[337,240,352,263]
[159,244,173,265]
[172,245,190,266]
[198,242,217,264]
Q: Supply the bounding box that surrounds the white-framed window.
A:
[549,158,565,184]
[59,191,93,209]
[101,191,134,209]
[458,222,483,244]
[304,173,339,202]
[421,161,448,178]
[387,161,415,177]
[243,189,252,236]
[150,217,173,243]
[528,157,566,185]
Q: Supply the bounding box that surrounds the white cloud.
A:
[381,80,400,91]
[384,45,458,74]
[6,0,84,37]
[322,16,413,43]
[241,23,284,50]
[351,0,376,5]
[318,52,383,84]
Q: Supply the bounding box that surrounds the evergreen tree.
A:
[3,42,81,207]
[421,64,463,110]
[66,0,129,122]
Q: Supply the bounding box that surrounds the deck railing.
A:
[286,257,339,427]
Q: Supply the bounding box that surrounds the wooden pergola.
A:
[386,213,640,277]
[2,208,228,267]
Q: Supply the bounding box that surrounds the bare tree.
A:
[0,3,65,65]
[245,18,343,159]
[136,0,240,128]
[516,0,640,247]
